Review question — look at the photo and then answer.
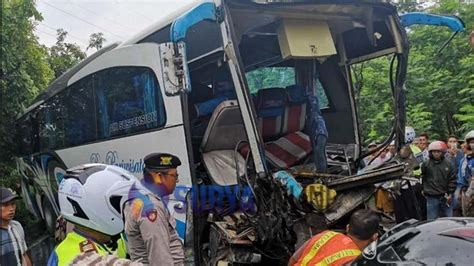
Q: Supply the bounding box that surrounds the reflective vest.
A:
[47,231,125,266]
[294,231,361,266]
[410,144,423,176]
[116,233,128,259]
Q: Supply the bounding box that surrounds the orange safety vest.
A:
[294,230,361,266]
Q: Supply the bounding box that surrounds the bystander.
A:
[446,135,464,174]
[422,141,456,219]
[418,133,430,162]
[1,187,32,266]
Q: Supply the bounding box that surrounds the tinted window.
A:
[95,67,165,139]
[20,67,166,152]
[378,247,402,262]
[38,94,66,150]
[246,67,295,93]
[16,115,38,155]
[38,75,96,150]
[63,77,97,146]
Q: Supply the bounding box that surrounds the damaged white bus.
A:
[15,0,464,264]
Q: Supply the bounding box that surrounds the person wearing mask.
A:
[418,133,430,162]
[446,135,464,173]
[422,141,457,219]
[1,187,32,266]
[289,209,380,266]
[124,153,184,265]
[47,164,143,266]
[455,130,474,216]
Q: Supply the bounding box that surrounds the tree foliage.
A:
[1,0,53,187]
[87,32,106,51]
[246,67,296,93]
[1,1,472,184]
[1,1,104,189]
[48,28,86,78]
[356,0,474,143]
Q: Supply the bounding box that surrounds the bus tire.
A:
[42,197,57,236]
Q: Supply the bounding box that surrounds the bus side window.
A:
[95,67,166,139]
[16,115,36,155]
[63,77,97,146]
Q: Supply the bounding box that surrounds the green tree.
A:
[87,32,106,51]
[356,0,473,143]
[405,0,474,139]
[1,0,54,188]
[48,28,86,78]
[353,56,395,143]
[246,67,295,93]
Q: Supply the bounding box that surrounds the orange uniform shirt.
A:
[293,230,361,266]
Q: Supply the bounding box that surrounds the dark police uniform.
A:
[124,153,184,265]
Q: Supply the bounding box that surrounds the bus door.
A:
[64,42,193,241]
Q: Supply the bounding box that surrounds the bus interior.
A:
[13,1,411,264]
[182,1,407,264]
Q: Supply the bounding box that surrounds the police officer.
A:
[47,164,143,266]
[124,153,184,265]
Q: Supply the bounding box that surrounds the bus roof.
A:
[21,0,206,118]
[22,0,394,118]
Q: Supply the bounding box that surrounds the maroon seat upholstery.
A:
[241,86,313,169]
[265,131,312,168]
[255,88,287,140]
[282,85,307,135]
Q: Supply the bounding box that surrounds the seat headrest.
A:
[256,88,287,109]
[286,85,306,103]
[194,96,228,118]
[200,100,247,153]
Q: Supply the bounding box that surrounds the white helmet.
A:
[465,130,474,143]
[405,126,416,144]
[428,140,447,152]
[58,164,149,236]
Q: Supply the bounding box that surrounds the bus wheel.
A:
[42,197,57,236]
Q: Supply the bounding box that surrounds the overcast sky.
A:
[35,0,195,53]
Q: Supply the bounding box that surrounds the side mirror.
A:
[159,42,191,96]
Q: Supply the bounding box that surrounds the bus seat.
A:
[241,86,312,169]
[261,85,311,169]
[255,88,287,140]
[201,100,247,186]
[239,131,312,169]
[265,131,312,169]
[282,85,307,134]
[202,151,245,186]
[194,95,229,118]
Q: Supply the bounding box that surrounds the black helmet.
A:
[352,218,474,265]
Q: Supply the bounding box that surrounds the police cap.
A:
[144,153,182,170]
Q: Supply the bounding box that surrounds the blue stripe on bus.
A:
[176,219,186,240]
